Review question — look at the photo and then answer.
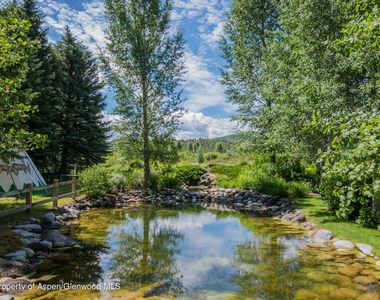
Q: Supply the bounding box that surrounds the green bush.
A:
[287,181,310,198]
[174,165,205,185]
[204,152,219,161]
[126,170,145,189]
[80,165,111,199]
[110,173,126,191]
[237,171,288,197]
[356,206,380,229]
[158,175,180,190]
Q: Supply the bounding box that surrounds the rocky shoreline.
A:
[1,187,380,299]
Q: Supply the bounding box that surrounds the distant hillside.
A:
[211,135,239,141]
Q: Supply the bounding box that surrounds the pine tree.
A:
[101,0,186,187]
[52,26,109,173]
[19,0,58,171]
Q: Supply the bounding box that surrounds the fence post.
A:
[53,179,58,208]
[25,183,32,214]
[72,176,77,201]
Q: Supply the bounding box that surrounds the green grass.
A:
[296,195,380,257]
[0,194,76,256]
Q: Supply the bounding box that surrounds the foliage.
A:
[20,0,58,170]
[174,165,205,186]
[80,165,111,199]
[204,152,219,161]
[158,175,180,190]
[318,111,380,220]
[196,147,204,164]
[238,171,288,197]
[287,181,310,198]
[0,5,47,161]
[110,173,126,191]
[356,206,380,229]
[210,165,247,180]
[52,26,109,173]
[101,0,186,187]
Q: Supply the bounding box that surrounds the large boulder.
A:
[0,258,34,278]
[41,230,77,248]
[0,278,32,295]
[315,229,333,241]
[26,242,48,253]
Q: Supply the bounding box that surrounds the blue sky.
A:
[36,0,239,139]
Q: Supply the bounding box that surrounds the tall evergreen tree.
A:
[18,0,58,171]
[52,26,109,173]
[101,0,186,187]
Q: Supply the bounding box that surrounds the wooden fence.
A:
[0,177,80,218]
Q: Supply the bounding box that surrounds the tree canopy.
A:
[101,0,186,187]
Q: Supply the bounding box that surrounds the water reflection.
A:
[30,207,379,299]
[107,210,185,297]
[229,215,308,299]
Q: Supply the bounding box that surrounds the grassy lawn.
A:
[296,195,380,257]
[0,194,75,256]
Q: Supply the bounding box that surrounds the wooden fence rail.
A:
[0,177,81,218]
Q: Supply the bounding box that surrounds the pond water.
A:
[29,206,380,300]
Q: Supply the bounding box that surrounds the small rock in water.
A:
[314,229,333,241]
[333,240,355,250]
[357,243,373,256]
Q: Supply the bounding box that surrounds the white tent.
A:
[0,152,46,193]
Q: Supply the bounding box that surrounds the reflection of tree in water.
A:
[35,245,109,285]
[108,210,185,297]
[232,215,312,300]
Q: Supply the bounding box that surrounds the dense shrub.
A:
[126,170,145,189]
[80,165,111,199]
[237,171,288,197]
[174,165,205,185]
[110,173,126,191]
[158,175,180,190]
[287,181,310,198]
[204,152,219,161]
[356,206,380,229]
[210,165,246,179]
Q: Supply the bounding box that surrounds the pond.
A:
[29,206,380,300]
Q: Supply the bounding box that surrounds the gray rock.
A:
[314,229,333,241]
[357,243,373,256]
[290,212,306,223]
[282,213,296,221]
[41,230,77,248]
[5,251,26,259]
[0,295,15,300]
[333,240,355,250]
[26,242,48,253]
[250,203,262,209]
[0,278,32,295]
[40,240,53,250]
[23,248,35,258]
[267,196,280,206]
[41,212,55,224]
[271,205,281,212]
[0,258,34,278]
[376,261,380,267]
[13,255,28,263]
[14,224,41,231]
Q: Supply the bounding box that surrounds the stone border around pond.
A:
[1,187,380,299]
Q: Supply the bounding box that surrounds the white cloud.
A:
[177,112,238,139]
[37,0,107,52]
[183,51,234,113]
[199,21,225,49]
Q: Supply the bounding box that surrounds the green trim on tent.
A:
[0,186,4,193]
